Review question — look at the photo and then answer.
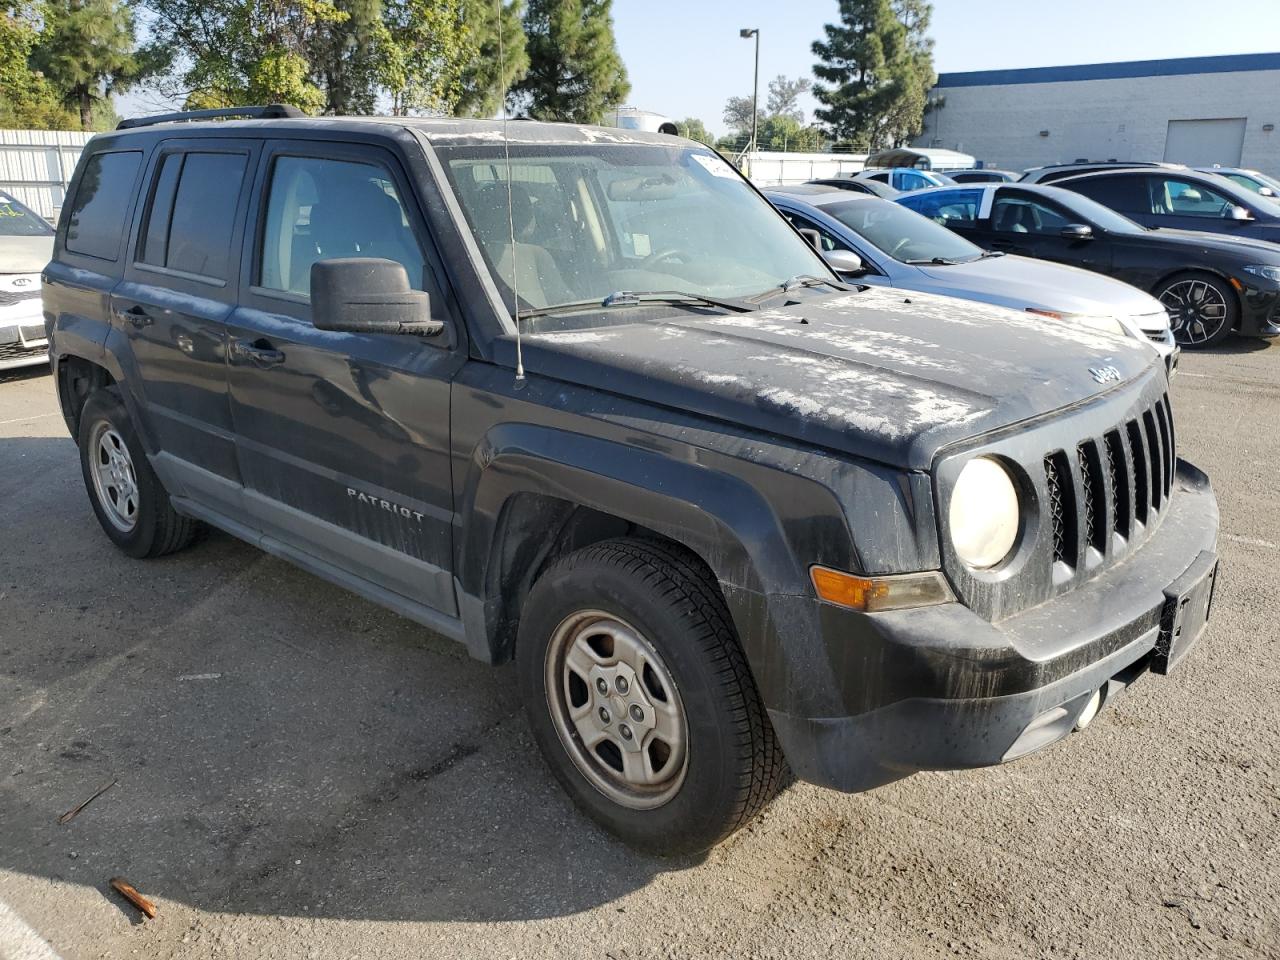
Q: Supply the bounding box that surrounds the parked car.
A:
[766,185,1177,370]
[1020,161,1184,185]
[948,169,1019,184]
[0,189,54,371]
[45,107,1219,855]
[898,182,1280,346]
[855,167,955,192]
[1196,166,1280,199]
[1054,167,1280,249]
[804,177,900,198]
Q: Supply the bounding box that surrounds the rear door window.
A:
[138,151,248,280]
[991,195,1072,234]
[65,151,142,260]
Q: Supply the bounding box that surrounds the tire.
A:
[1155,271,1237,348]
[77,387,199,558]
[517,536,787,855]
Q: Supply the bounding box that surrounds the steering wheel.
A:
[641,247,689,269]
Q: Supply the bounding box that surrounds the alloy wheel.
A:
[1159,279,1228,346]
[89,421,139,532]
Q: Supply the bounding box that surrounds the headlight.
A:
[1242,264,1280,283]
[1025,308,1126,337]
[949,457,1020,569]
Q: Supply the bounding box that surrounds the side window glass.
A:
[65,151,142,260]
[900,189,981,225]
[1067,175,1140,212]
[259,155,426,297]
[138,151,248,280]
[991,197,1070,235]
[1157,178,1234,218]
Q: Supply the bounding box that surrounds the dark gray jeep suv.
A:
[43,108,1220,855]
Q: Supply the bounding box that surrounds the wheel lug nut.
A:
[598,707,611,724]
[618,724,633,741]
[616,676,629,694]
[629,704,644,722]
[595,678,609,695]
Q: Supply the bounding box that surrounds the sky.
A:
[613,0,1280,136]
[118,0,1280,127]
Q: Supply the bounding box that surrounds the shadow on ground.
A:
[0,437,683,926]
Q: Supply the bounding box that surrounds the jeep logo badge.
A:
[1089,365,1122,384]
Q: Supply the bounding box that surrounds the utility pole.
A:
[739,28,760,157]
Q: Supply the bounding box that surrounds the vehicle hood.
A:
[0,235,54,274]
[1142,227,1280,259]
[914,254,1164,319]
[518,286,1157,470]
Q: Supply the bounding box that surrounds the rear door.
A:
[111,140,256,514]
[986,189,1114,274]
[225,138,465,616]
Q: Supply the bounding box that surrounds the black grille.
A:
[0,341,46,363]
[1043,391,1173,574]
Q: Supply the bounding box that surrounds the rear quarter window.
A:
[65,151,143,260]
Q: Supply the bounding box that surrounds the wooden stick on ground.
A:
[109,877,157,919]
[57,779,117,825]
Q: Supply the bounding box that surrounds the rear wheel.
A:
[78,387,199,558]
[1156,272,1236,348]
[517,537,787,855]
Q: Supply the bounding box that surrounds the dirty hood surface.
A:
[0,235,54,274]
[519,286,1158,470]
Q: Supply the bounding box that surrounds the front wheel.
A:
[517,537,787,855]
[1155,272,1236,348]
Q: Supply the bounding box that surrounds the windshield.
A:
[0,192,54,237]
[436,144,829,312]
[822,198,983,263]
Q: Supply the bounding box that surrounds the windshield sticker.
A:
[632,233,652,257]
[691,154,738,179]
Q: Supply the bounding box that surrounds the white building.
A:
[915,53,1280,176]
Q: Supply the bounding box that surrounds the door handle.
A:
[231,338,286,367]
[118,305,153,328]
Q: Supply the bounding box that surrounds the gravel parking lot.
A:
[1,343,1278,960]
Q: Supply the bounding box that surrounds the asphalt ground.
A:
[1,340,1277,960]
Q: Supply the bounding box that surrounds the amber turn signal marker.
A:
[809,566,955,613]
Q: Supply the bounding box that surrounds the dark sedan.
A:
[897,182,1280,346]
[1053,167,1280,246]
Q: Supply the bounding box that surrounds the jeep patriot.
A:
[42,108,1220,854]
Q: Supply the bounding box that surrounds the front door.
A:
[225,140,465,616]
[112,141,258,514]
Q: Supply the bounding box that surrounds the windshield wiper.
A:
[904,256,966,265]
[978,250,1005,259]
[751,274,848,302]
[518,290,758,320]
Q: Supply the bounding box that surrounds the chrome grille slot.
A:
[1155,397,1174,499]
[1044,451,1075,566]
[1078,440,1106,555]
[1144,409,1163,512]
[1127,419,1149,525]
[1104,430,1130,540]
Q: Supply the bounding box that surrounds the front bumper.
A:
[1239,285,1280,338]
[769,458,1219,792]
[0,302,49,370]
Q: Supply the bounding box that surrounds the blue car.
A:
[854,167,955,192]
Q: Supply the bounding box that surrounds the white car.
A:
[767,185,1178,373]
[0,190,54,371]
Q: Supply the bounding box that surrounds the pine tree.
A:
[454,0,528,117]
[516,0,629,124]
[30,0,143,129]
[811,0,934,149]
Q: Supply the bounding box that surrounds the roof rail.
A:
[116,104,305,131]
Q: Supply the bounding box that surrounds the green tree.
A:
[676,117,713,145]
[380,0,473,114]
[722,94,761,135]
[309,0,387,114]
[765,74,811,123]
[1,2,77,128]
[811,0,934,149]
[454,0,527,117]
[758,114,824,152]
[29,0,148,129]
[516,0,628,123]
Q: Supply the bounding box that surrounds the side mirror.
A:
[797,227,822,250]
[1259,187,1276,197]
[1060,223,1094,240]
[1229,204,1255,222]
[823,249,865,276]
[311,258,443,336]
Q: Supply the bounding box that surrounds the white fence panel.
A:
[0,129,96,220]
[741,151,869,186]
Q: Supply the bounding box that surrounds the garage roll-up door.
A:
[1164,118,1246,167]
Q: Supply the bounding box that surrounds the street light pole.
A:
[740,28,760,157]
